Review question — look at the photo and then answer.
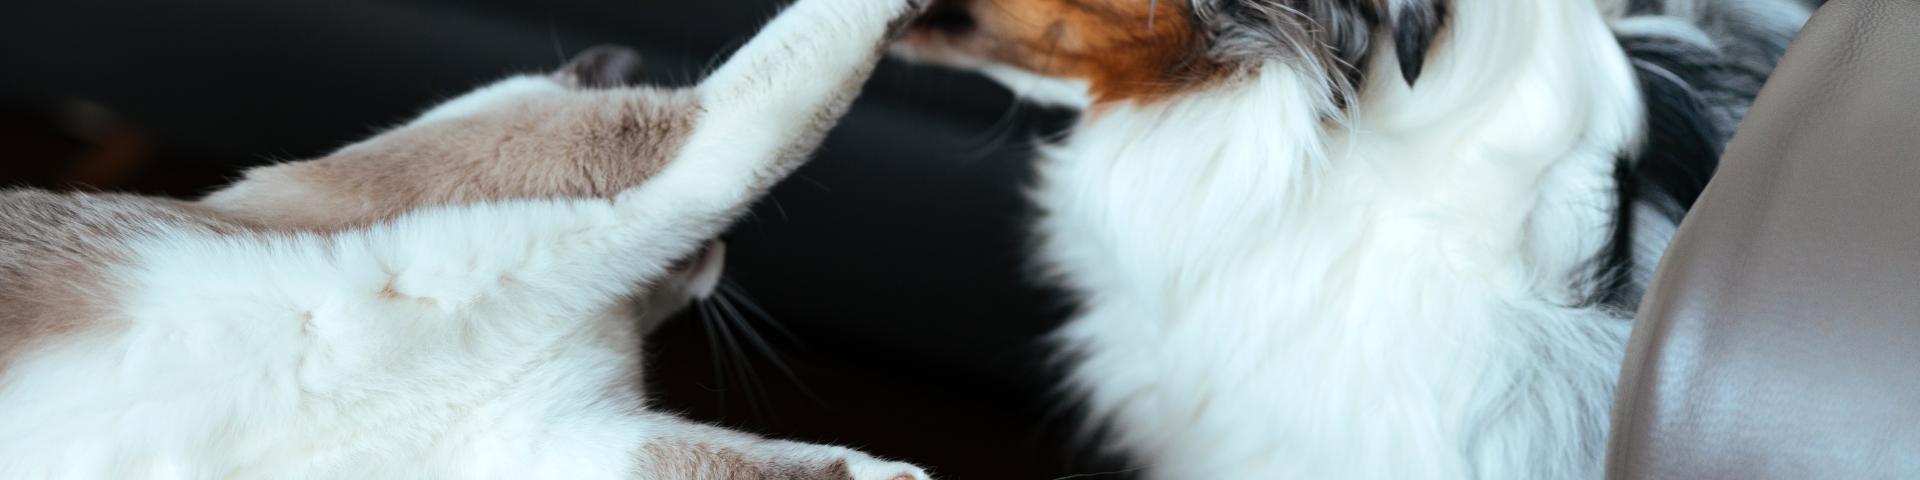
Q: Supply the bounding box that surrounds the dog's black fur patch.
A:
[1590,35,1741,308]
[1194,0,1451,102]
[1585,0,1815,307]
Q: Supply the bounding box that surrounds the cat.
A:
[0,0,932,477]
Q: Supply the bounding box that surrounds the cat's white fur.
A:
[1017,1,1733,478]
[0,0,930,477]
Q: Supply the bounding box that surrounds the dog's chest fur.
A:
[1032,5,1647,477]
[1036,98,1634,479]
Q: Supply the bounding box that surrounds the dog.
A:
[896,0,1810,477]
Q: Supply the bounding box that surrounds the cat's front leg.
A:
[637,0,933,221]
[262,0,938,376]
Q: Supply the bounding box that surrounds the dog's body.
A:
[899,0,1808,477]
[0,0,931,477]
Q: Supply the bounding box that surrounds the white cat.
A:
[0,0,932,477]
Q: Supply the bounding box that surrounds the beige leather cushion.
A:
[1607,0,1920,478]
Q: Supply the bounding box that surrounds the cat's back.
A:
[0,188,243,250]
[0,189,245,369]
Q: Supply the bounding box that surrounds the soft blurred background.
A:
[0,1,1117,478]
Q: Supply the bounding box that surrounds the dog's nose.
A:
[554,44,645,88]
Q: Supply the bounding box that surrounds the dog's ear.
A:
[1389,0,1450,86]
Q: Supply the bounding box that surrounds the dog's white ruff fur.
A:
[1036,1,1654,478]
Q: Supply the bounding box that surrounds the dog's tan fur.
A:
[903,0,1221,103]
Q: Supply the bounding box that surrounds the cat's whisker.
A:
[547,26,567,66]
[718,280,809,352]
[712,291,826,406]
[705,297,775,422]
[719,306,780,422]
[696,300,733,418]
[1050,465,1151,480]
[793,173,834,193]
[710,300,771,422]
[766,195,791,221]
[955,90,1029,160]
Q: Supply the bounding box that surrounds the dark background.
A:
[0,1,1113,478]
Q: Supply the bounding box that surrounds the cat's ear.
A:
[1388,0,1450,86]
[554,45,645,89]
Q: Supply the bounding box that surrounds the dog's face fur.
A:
[897,0,1451,106]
